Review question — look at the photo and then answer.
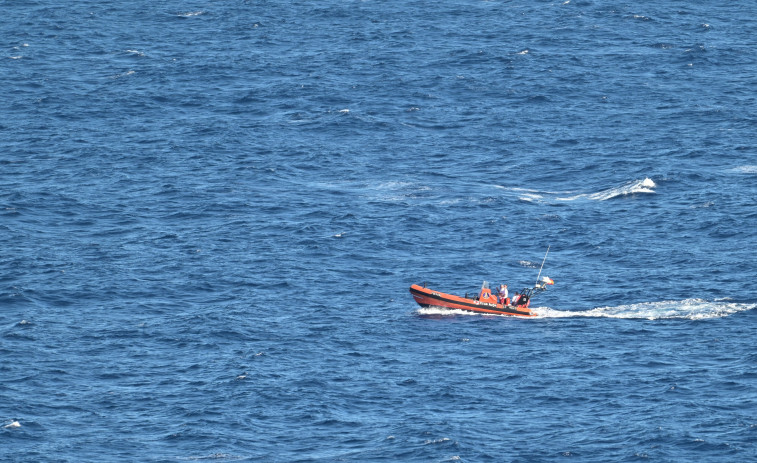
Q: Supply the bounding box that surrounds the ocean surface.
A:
[2,1,757,461]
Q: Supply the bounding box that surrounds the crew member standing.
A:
[497,284,509,305]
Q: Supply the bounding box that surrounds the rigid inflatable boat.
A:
[410,247,554,317]
[410,278,553,317]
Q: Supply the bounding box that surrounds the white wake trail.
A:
[415,299,754,320]
[533,299,754,320]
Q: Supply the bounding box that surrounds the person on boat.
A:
[515,293,529,307]
[511,292,520,306]
[497,284,508,305]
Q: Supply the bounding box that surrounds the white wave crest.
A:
[557,178,656,201]
[732,165,757,174]
[497,178,656,203]
[533,299,754,320]
[518,260,540,268]
[518,192,543,202]
[4,420,20,429]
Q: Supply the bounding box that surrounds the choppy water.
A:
[2,1,757,461]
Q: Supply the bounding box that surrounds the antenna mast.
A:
[534,245,551,287]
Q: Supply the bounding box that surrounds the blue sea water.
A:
[2,1,757,461]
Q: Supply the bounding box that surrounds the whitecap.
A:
[690,201,714,209]
[518,193,543,202]
[375,181,415,190]
[110,70,135,79]
[439,198,462,205]
[518,260,539,268]
[732,165,757,174]
[556,178,656,201]
[424,437,451,445]
[4,420,20,429]
[498,179,655,203]
[178,11,205,17]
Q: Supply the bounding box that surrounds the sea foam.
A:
[533,299,754,320]
[556,178,656,201]
[417,299,754,320]
[499,178,657,203]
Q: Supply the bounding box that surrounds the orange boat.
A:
[411,248,554,317]
[409,280,552,317]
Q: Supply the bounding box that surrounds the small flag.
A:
[542,276,554,285]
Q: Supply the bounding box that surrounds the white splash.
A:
[4,420,20,429]
[417,307,481,317]
[533,299,754,320]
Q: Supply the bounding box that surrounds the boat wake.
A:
[416,307,491,317]
[417,299,755,320]
[534,299,755,320]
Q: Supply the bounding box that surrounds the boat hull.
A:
[410,284,536,317]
